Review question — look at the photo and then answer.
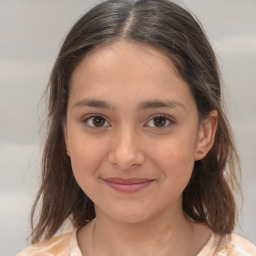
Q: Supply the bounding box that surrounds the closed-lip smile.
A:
[102,177,155,193]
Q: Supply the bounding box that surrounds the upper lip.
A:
[102,177,155,185]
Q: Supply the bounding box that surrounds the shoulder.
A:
[198,233,256,256]
[227,234,256,256]
[16,230,76,256]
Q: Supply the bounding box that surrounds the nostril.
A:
[107,130,146,169]
[108,147,146,170]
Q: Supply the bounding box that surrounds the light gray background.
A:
[0,1,255,255]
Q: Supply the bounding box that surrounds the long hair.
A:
[30,0,241,243]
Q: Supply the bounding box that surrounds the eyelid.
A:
[82,113,111,129]
[145,114,175,129]
[81,113,175,130]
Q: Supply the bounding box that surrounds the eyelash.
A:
[82,113,175,130]
[82,114,110,129]
[146,114,175,129]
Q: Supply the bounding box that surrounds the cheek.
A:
[161,147,194,181]
[158,147,195,201]
[150,135,196,186]
[152,135,195,168]
[69,135,108,185]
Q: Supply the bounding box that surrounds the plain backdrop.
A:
[0,1,255,255]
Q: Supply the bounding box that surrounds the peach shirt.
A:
[17,229,256,256]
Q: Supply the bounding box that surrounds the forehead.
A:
[84,40,175,66]
[68,40,196,113]
[70,40,182,89]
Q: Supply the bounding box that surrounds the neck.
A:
[95,216,193,256]
[79,202,202,256]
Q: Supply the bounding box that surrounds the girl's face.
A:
[64,41,216,223]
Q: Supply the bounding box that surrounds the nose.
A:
[108,126,146,170]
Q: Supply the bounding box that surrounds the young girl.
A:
[17,0,256,255]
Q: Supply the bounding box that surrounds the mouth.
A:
[102,177,155,193]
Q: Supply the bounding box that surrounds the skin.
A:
[64,40,218,256]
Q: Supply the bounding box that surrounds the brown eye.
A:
[83,115,110,128]
[153,116,167,127]
[92,116,105,127]
[146,115,173,129]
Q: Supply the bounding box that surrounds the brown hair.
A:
[30,0,241,243]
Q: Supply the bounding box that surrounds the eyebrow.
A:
[72,99,185,111]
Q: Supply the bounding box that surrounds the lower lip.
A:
[104,180,154,193]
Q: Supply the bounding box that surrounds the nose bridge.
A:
[118,124,137,152]
[108,123,145,169]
